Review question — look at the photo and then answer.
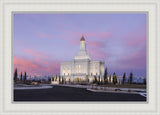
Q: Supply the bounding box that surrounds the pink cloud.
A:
[100,32,111,39]
[37,31,111,47]
[14,56,44,75]
[123,24,146,47]
[114,44,146,69]
[23,49,48,59]
[14,56,61,76]
[37,32,52,39]
[69,38,79,45]
[124,35,146,47]
[37,32,73,43]
[87,41,105,48]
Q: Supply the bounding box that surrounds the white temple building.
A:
[60,36,105,83]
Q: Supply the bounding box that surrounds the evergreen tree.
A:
[109,75,111,83]
[97,75,100,85]
[52,76,54,81]
[143,78,146,84]
[48,77,51,83]
[56,75,57,81]
[59,76,61,83]
[122,72,126,84]
[24,72,27,83]
[94,76,97,84]
[14,68,18,83]
[20,72,23,81]
[104,67,108,82]
[62,76,64,84]
[129,72,133,84]
[69,78,71,83]
[113,72,117,85]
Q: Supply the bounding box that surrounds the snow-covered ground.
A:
[57,84,146,91]
[56,84,147,97]
[14,84,53,90]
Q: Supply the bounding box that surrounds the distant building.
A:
[60,36,105,83]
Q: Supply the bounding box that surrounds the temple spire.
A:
[74,36,91,60]
[80,35,85,41]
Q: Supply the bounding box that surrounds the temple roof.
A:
[80,35,85,41]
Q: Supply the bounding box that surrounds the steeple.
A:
[80,35,85,41]
[74,36,91,60]
[80,35,86,51]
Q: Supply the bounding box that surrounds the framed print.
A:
[0,0,160,115]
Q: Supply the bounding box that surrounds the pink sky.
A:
[14,13,146,77]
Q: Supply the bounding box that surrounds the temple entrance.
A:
[74,78,82,83]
